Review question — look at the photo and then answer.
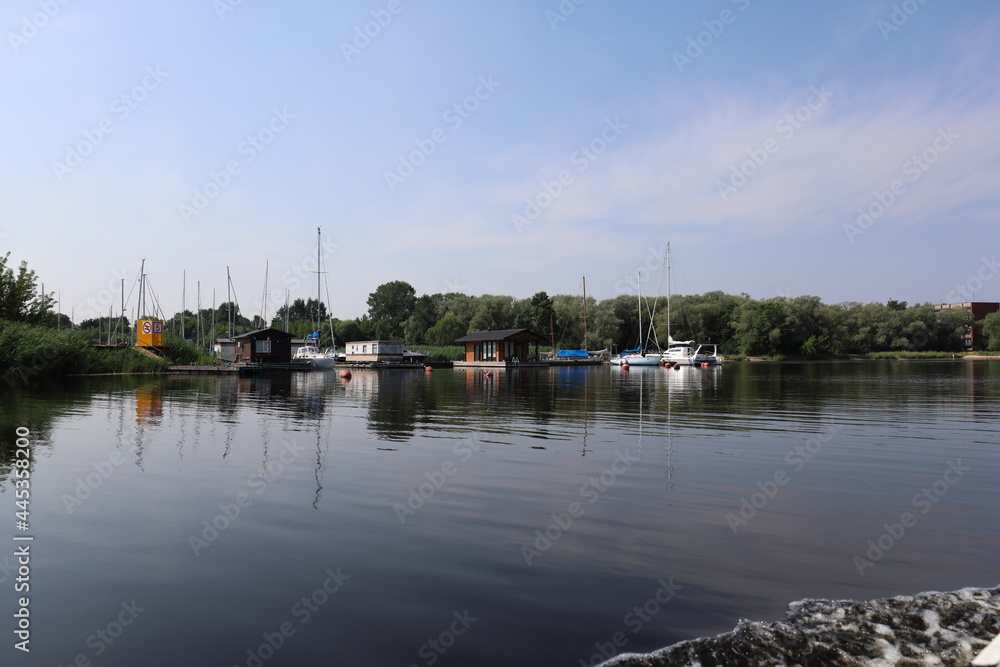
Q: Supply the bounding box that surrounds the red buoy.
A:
[425,366,433,373]
[340,369,352,379]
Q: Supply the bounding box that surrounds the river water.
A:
[1,361,998,666]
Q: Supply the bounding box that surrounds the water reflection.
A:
[0,362,998,667]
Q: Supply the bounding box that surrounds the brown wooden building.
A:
[233,328,292,363]
[455,329,544,364]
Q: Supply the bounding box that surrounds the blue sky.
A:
[1,0,998,322]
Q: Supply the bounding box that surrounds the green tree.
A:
[425,314,468,346]
[732,299,787,356]
[469,294,516,333]
[981,311,1000,351]
[335,319,367,345]
[522,292,554,338]
[586,299,622,350]
[404,295,439,344]
[0,253,53,324]
[367,281,416,338]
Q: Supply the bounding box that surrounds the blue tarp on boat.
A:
[556,349,590,357]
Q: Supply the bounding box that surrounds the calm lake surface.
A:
[2,361,998,666]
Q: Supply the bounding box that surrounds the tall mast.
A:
[637,272,642,352]
[139,258,146,319]
[226,266,232,337]
[582,275,588,351]
[316,226,322,342]
[666,242,671,345]
[261,260,270,327]
[119,278,124,345]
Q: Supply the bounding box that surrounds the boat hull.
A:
[611,354,662,366]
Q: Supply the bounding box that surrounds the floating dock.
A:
[167,365,239,375]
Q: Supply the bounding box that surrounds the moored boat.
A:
[292,344,337,369]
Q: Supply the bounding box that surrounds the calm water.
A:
[1,361,998,666]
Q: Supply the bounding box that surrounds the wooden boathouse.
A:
[454,329,545,367]
[233,328,292,364]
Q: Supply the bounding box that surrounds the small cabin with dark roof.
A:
[232,328,292,363]
[454,329,544,364]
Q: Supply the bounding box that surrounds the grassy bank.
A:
[407,345,464,362]
[0,322,213,382]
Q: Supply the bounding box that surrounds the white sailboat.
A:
[610,273,664,366]
[292,227,337,369]
[660,243,722,366]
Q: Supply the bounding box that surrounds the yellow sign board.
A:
[136,319,164,347]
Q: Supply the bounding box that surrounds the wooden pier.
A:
[167,365,239,375]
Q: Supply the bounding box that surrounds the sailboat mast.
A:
[637,272,642,352]
[317,227,321,341]
[226,266,232,338]
[582,275,588,351]
[666,242,671,345]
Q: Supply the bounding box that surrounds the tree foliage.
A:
[0,253,52,324]
[982,311,1000,351]
[367,281,416,338]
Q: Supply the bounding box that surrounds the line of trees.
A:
[2,254,993,356]
[316,281,978,357]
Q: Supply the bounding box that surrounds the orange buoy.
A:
[673,364,681,370]
[701,362,710,368]
[485,371,493,378]
[425,365,433,373]
[340,369,352,379]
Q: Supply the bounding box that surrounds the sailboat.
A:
[660,243,722,366]
[553,276,608,363]
[610,273,664,366]
[292,227,337,369]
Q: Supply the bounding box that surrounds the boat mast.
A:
[637,272,642,352]
[582,275,588,351]
[139,258,146,320]
[315,226,322,345]
[666,242,671,345]
[226,266,232,337]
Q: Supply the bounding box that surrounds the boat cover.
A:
[556,349,590,357]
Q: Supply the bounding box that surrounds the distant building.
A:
[345,340,405,363]
[935,302,1000,350]
[213,338,236,362]
[454,329,544,364]
[232,328,292,363]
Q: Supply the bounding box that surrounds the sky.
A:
[1,0,998,323]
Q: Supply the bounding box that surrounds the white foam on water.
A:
[599,585,1000,667]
